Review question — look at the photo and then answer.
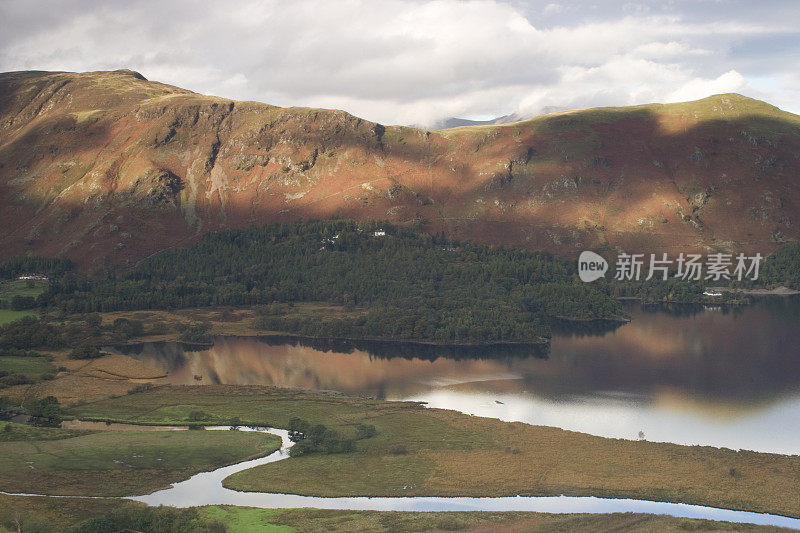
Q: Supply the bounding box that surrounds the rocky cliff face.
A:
[1,69,799,269]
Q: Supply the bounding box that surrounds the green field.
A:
[0,355,54,375]
[0,280,46,325]
[0,279,48,299]
[0,309,37,326]
[200,506,291,532]
[67,385,800,518]
[0,496,792,533]
[199,506,792,533]
[0,421,280,496]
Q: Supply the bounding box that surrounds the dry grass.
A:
[65,385,800,518]
[79,353,166,380]
[1,351,170,405]
[0,493,129,532]
[419,411,800,516]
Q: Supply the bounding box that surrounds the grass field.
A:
[0,355,54,375]
[67,385,800,518]
[0,496,792,533]
[0,279,48,299]
[0,421,280,496]
[0,494,125,533]
[200,506,793,533]
[0,309,37,325]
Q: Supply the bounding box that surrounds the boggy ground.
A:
[0,495,793,533]
[65,384,800,518]
[0,420,280,496]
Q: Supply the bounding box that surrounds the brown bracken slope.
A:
[1,69,799,270]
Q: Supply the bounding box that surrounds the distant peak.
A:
[112,69,147,81]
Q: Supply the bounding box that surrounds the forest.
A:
[38,219,624,344]
[4,220,798,345]
[761,241,800,289]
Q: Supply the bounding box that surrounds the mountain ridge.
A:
[1,69,799,270]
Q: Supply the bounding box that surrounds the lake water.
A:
[112,297,800,455]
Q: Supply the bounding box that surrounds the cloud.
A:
[667,70,747,103]
[0,0,798,125]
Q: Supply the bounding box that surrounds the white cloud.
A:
[667,70,747,103]
[0,0,798,125]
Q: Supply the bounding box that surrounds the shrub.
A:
[188,410,208,422]
[149,321,168,335]
[0,316,67,350]
[69,344,103,360]
[26,396,62,427]
[10,295,36,310]
[127,383,154,395]
[178,322,212,344]
[355,423,377,440]
[73,505,225,533]
[112,318,144,339]
[84,313,102,334]
[389,443,407,455]
[0,374,33,388]
[285,417,355,455]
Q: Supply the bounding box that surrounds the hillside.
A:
[1,69,799,269]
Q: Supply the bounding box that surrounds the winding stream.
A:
[127,427,800,530]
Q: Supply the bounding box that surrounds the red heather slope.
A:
[1,69,799,269]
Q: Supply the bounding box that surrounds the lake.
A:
[111,296,800,455]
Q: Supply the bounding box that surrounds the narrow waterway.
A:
[127,427,800,530]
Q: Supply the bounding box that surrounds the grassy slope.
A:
[0,279,48,299]
[0,421,280,496]
[0,355,53,375]
[0,280,46,324]
[66,385,800,518]
[0,309,36,326]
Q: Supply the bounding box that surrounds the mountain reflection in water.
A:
[111,297,800,454]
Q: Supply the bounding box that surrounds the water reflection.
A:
[110,297,800,454]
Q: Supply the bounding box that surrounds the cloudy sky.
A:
[1,0,799,126]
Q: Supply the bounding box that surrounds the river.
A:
[9,424,800,528]
[125,426,800,529]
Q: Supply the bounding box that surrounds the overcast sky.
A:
[1,0,799,126]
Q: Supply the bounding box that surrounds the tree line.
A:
[39,219,623,343]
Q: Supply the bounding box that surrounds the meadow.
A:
[0,309,36,326]
[0,495,791,532]
[67,385,800,518]
[0,421,280,496]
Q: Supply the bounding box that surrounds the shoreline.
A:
[709,285,800,296]
[109,331,552,350]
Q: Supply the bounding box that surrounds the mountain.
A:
[426,109,571,130]
[426,112,529,130]
[1,69,799,270]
